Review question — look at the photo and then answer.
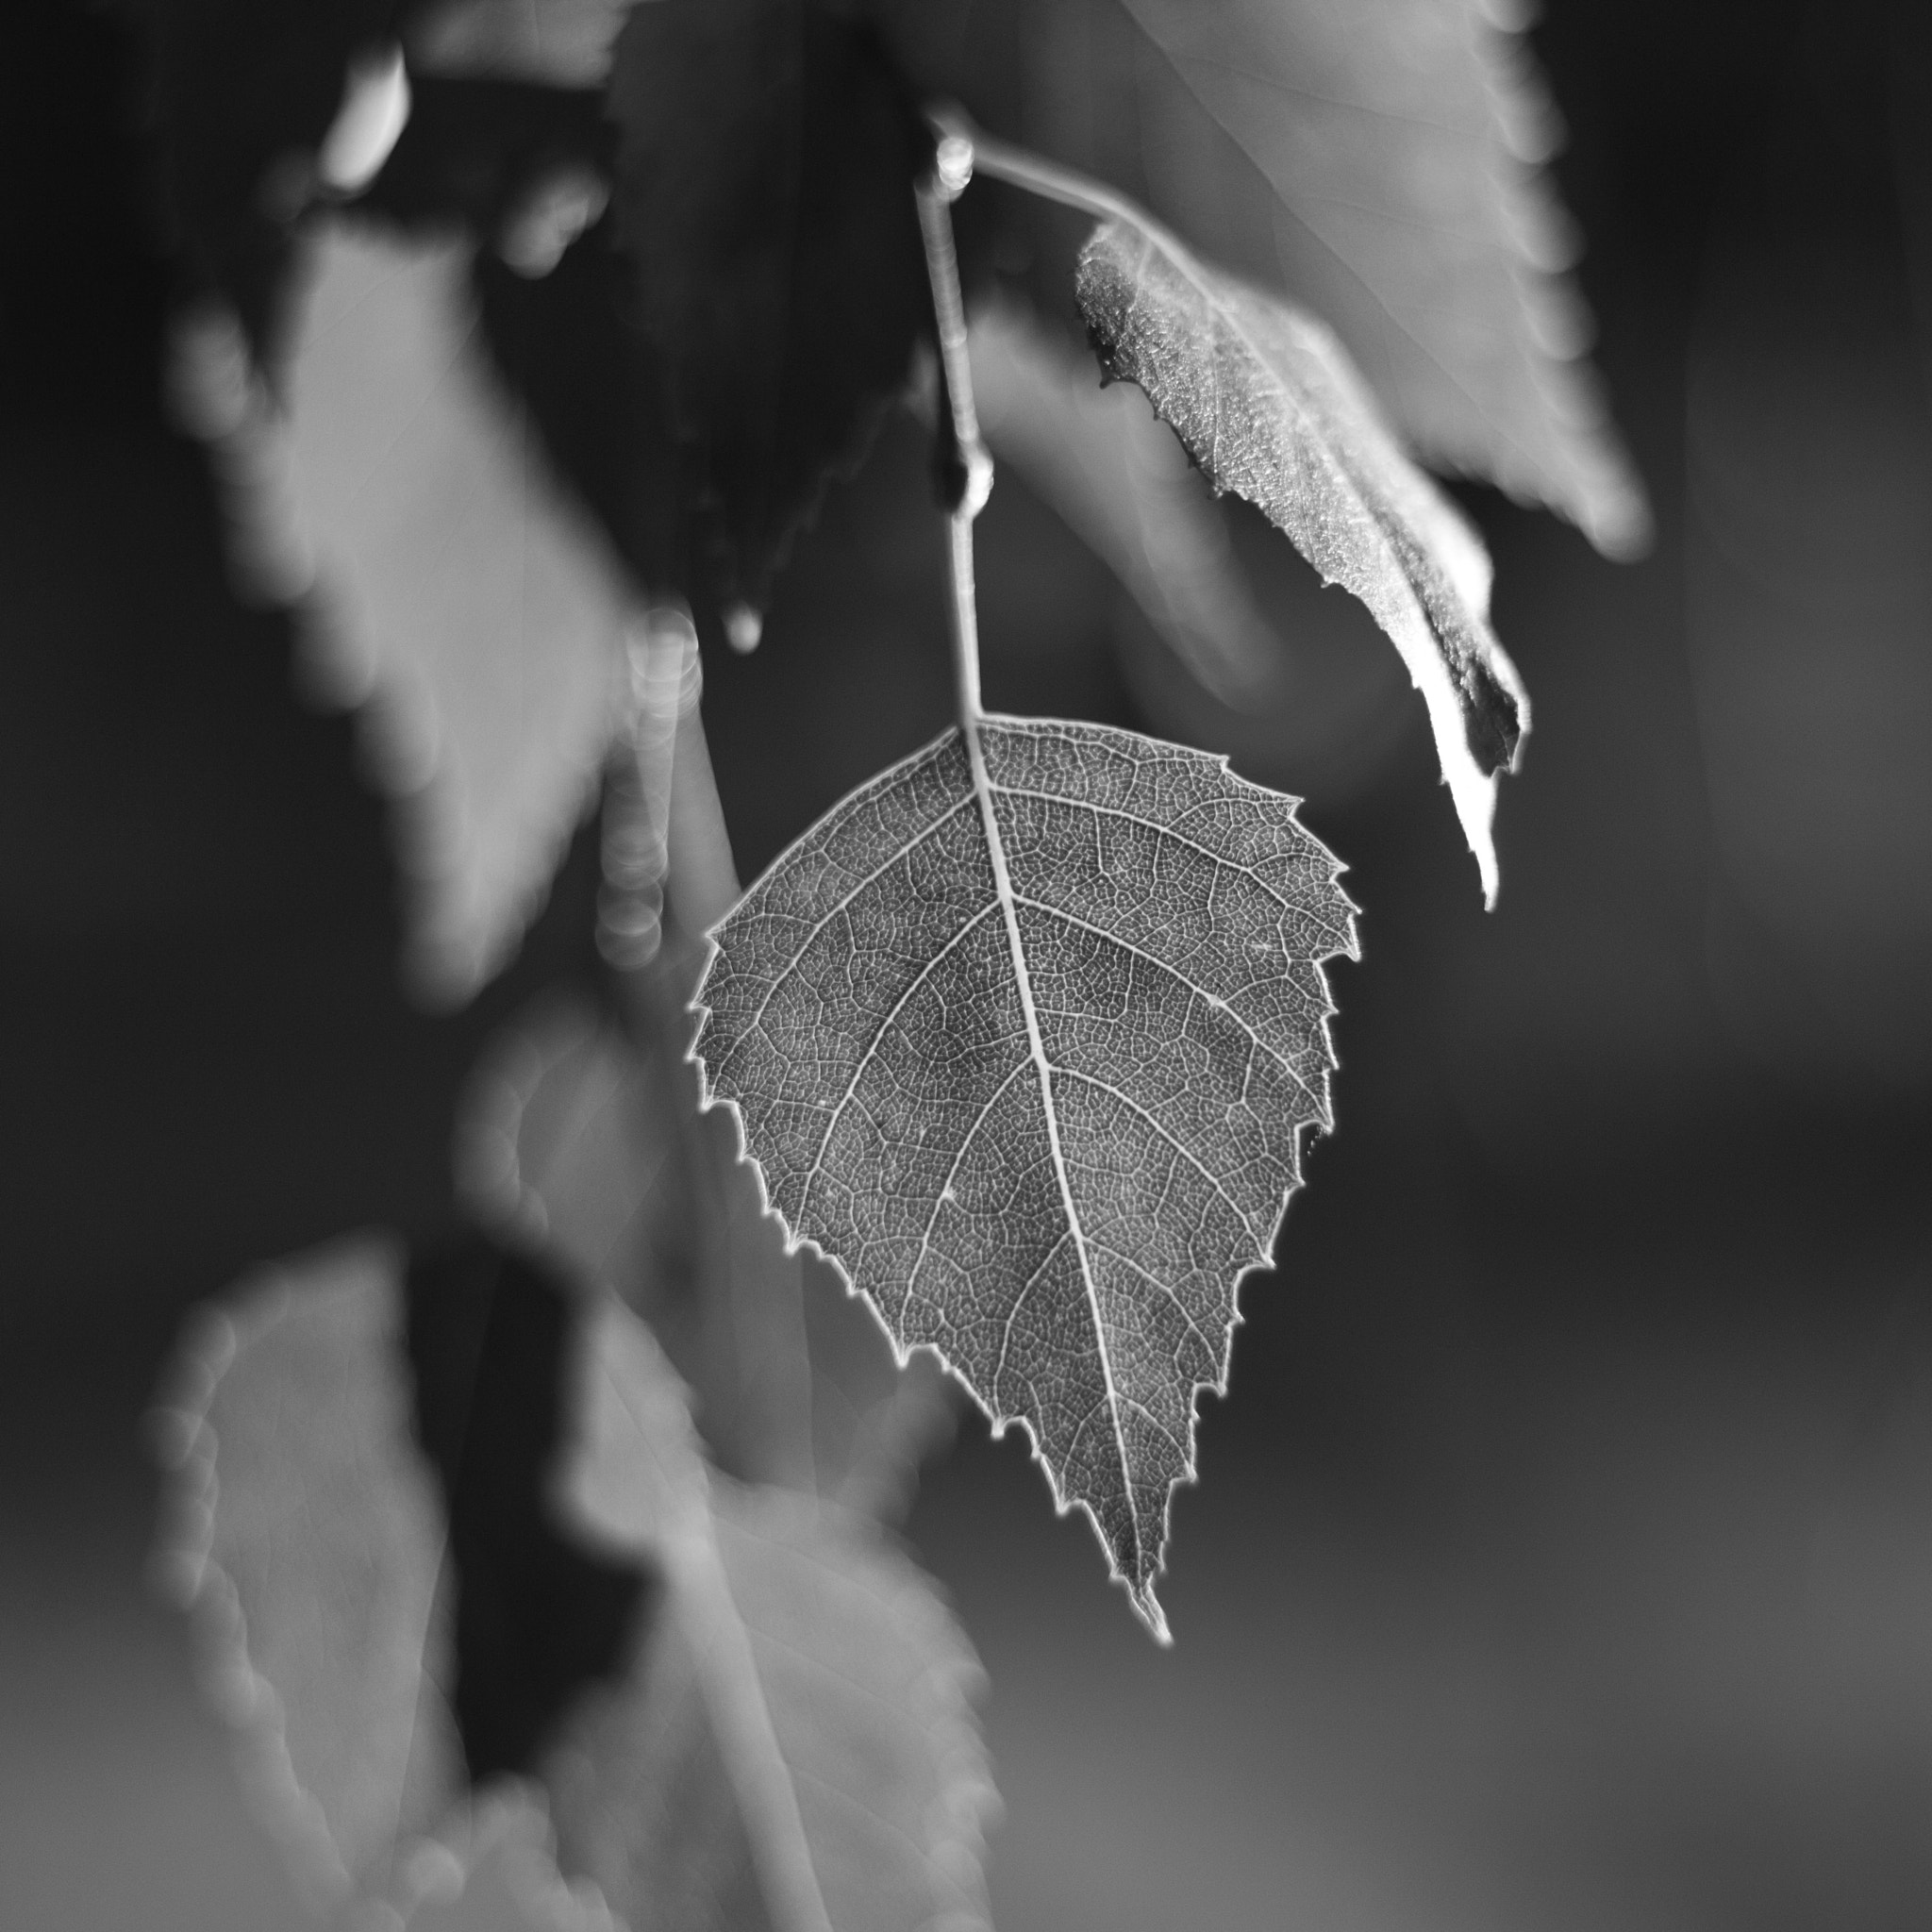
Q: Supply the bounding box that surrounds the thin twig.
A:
[914,153,993,727]
[924,103,1204,275]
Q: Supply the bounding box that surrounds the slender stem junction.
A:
[925,103,1203,275]
[914,146,993,728]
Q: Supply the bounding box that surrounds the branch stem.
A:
[914,159,992,729]
[924,104,1203,275]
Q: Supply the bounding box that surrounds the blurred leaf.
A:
[150,1237,465,1913]
[547,1297,996,1932]
[462,998,958,1515]
[408,0,634,85]
[875,0,1649,554]
[695,717,1357,1636]
[170,220,634,1000]
[133,0,394,334]
[1077,214,1528,902]
[404,1234,651,1786]
[969,298,1279,707]
[607,0,933,612]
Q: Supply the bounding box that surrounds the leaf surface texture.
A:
[464,999,957,1517]
[1078,216,1530,901]
[696,718,1357,1632]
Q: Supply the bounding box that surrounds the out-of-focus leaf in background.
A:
[875,0,1649,554]
[607,0,934,619]
[150,1239,466,1913]
[408,0,633,87]
[463,1001,959,1518]
[171,222,634,1003]
[546,1297,996,1932]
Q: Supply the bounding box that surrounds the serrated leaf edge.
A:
[689,714,1357,1641]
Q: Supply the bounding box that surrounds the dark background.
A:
[4,1,1930,1926]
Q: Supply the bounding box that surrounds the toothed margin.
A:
[688,717,1358,1642]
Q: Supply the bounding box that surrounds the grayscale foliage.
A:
[878,0,1649,553]
[1077,215,1531,904]
[149,1239,465,1912]
[408,0,633,84]
[548,1298,996,1932]
[695,717,1357,1636]
[970,299,1281,707]
[463,1000,958,1518]
[171,223,634,1001]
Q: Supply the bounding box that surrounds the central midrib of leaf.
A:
[956,710,1141,1562]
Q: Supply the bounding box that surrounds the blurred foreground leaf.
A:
[696,718,1357,1636]
[548,1297,996,1932]
[1077,215,1529,904]
[149,1239,613,1925]
[171,220,633,1001]
[879,0,1648,553]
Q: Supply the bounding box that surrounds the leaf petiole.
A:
[914,157,992,729]
[924,104,1204,278]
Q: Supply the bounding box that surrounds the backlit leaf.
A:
[875,0,1649,553]
[547,1297,996,1932]
[695,717,1357,1636]
[1077,215,1529,903]
[150,1238,464,1912]
[171,221,634,999]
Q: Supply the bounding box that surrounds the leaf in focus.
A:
[150,1238,464,1911]
[875,0,1647,553]
[695,717,1357,1636]
[1077,215,1530,903]
[607,0,934,612]
[171,220,634,1000]
[546,1297,996,1932]
[969,298,1279,708]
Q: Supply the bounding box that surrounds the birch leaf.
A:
[877,0,1647,553]
[171,220,633,1001]
[149,1238,465,1913]
[694,718,1357,1637]
[1077,215,1529,903]
[546,1297,996,1932]
[970,299,1280,707]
